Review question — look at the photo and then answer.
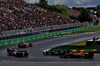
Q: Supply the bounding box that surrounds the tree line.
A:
[72,7,93,22]
[35,0,100,23]
[35,0,70,17]
[97,5,100,17]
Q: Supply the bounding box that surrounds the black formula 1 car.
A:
[17,42,32,48]
[59,51,94,58]
[43,49,63,55]
[7,47,28,57]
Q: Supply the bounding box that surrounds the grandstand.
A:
[0,0,96,40]
[67,7,80,19]
[0,0,80,32]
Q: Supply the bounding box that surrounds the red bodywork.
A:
[23,42,29,46]
[69,51,88,57]
[18,42,32,48]
[20,42,29,46]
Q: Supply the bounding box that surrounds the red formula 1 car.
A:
[59,51,94,58]
[18,42,32,48]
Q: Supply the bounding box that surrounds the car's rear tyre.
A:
[18,46,20,48]
[43,51,49,55]
[88,52,94,58]
[25,53,28,57]
[8,52,12,56]
[18,44,21,48]
[59,54,68,58]
[59,54,64,58]
[7,48,9,52]
[29,43,32,47]
[63,54,68,58]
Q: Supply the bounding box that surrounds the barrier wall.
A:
[0,25,100,46]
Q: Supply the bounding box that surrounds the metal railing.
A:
[0,22,89,40]
[0,22,89,36]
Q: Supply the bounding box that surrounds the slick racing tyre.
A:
[18,45,21,48]
[8,52,12,56]
[59,54,64,58]
[43,51,49,55]
[25,53,28,57]
[7,48,9,52]
[29,43,32,47]
[88,52,94,58]
[59,54,68,58]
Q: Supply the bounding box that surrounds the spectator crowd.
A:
[67,7,80,18]
[6,0,100,32]
[0,0,80,32]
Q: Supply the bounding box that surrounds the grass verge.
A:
[50,39,100,53]
[50,26,100,53]
[71,27,100,34]
[58,27,100,36]
[66,40,87,46]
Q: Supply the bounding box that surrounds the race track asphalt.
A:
[0,32,100,66]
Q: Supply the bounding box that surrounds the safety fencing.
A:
[0,22,88,37]
[0,25,100,46]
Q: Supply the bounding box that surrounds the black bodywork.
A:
[7,47,28,57]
